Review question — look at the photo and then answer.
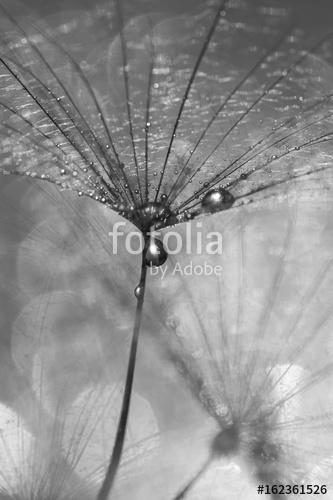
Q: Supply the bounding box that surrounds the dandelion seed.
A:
[151,200,333,498]
[0,0,333,497]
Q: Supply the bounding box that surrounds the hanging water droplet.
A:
[134,284,144,299]
[60,169,66,175]
[72,170,78,177]
[201,188,235,212]
[144,237,168,267]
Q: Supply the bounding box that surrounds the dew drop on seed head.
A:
[201,188,235,213]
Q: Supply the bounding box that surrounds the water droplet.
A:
[144,237,168,267]
[72,170,78,177]
[134,284,144,299]
[201,188,234,212]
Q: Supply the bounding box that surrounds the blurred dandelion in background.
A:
[0,0,333,497]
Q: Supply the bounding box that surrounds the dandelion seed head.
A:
[1,0,332,235]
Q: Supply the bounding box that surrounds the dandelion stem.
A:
[172,457,212,499]
[97,244,148,500]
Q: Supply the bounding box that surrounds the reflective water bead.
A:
[201,188,234,212]
[134,284,144,299]
[144,237,168,267]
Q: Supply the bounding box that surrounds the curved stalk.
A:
[97,245,148,500]
[172,457,212,499]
